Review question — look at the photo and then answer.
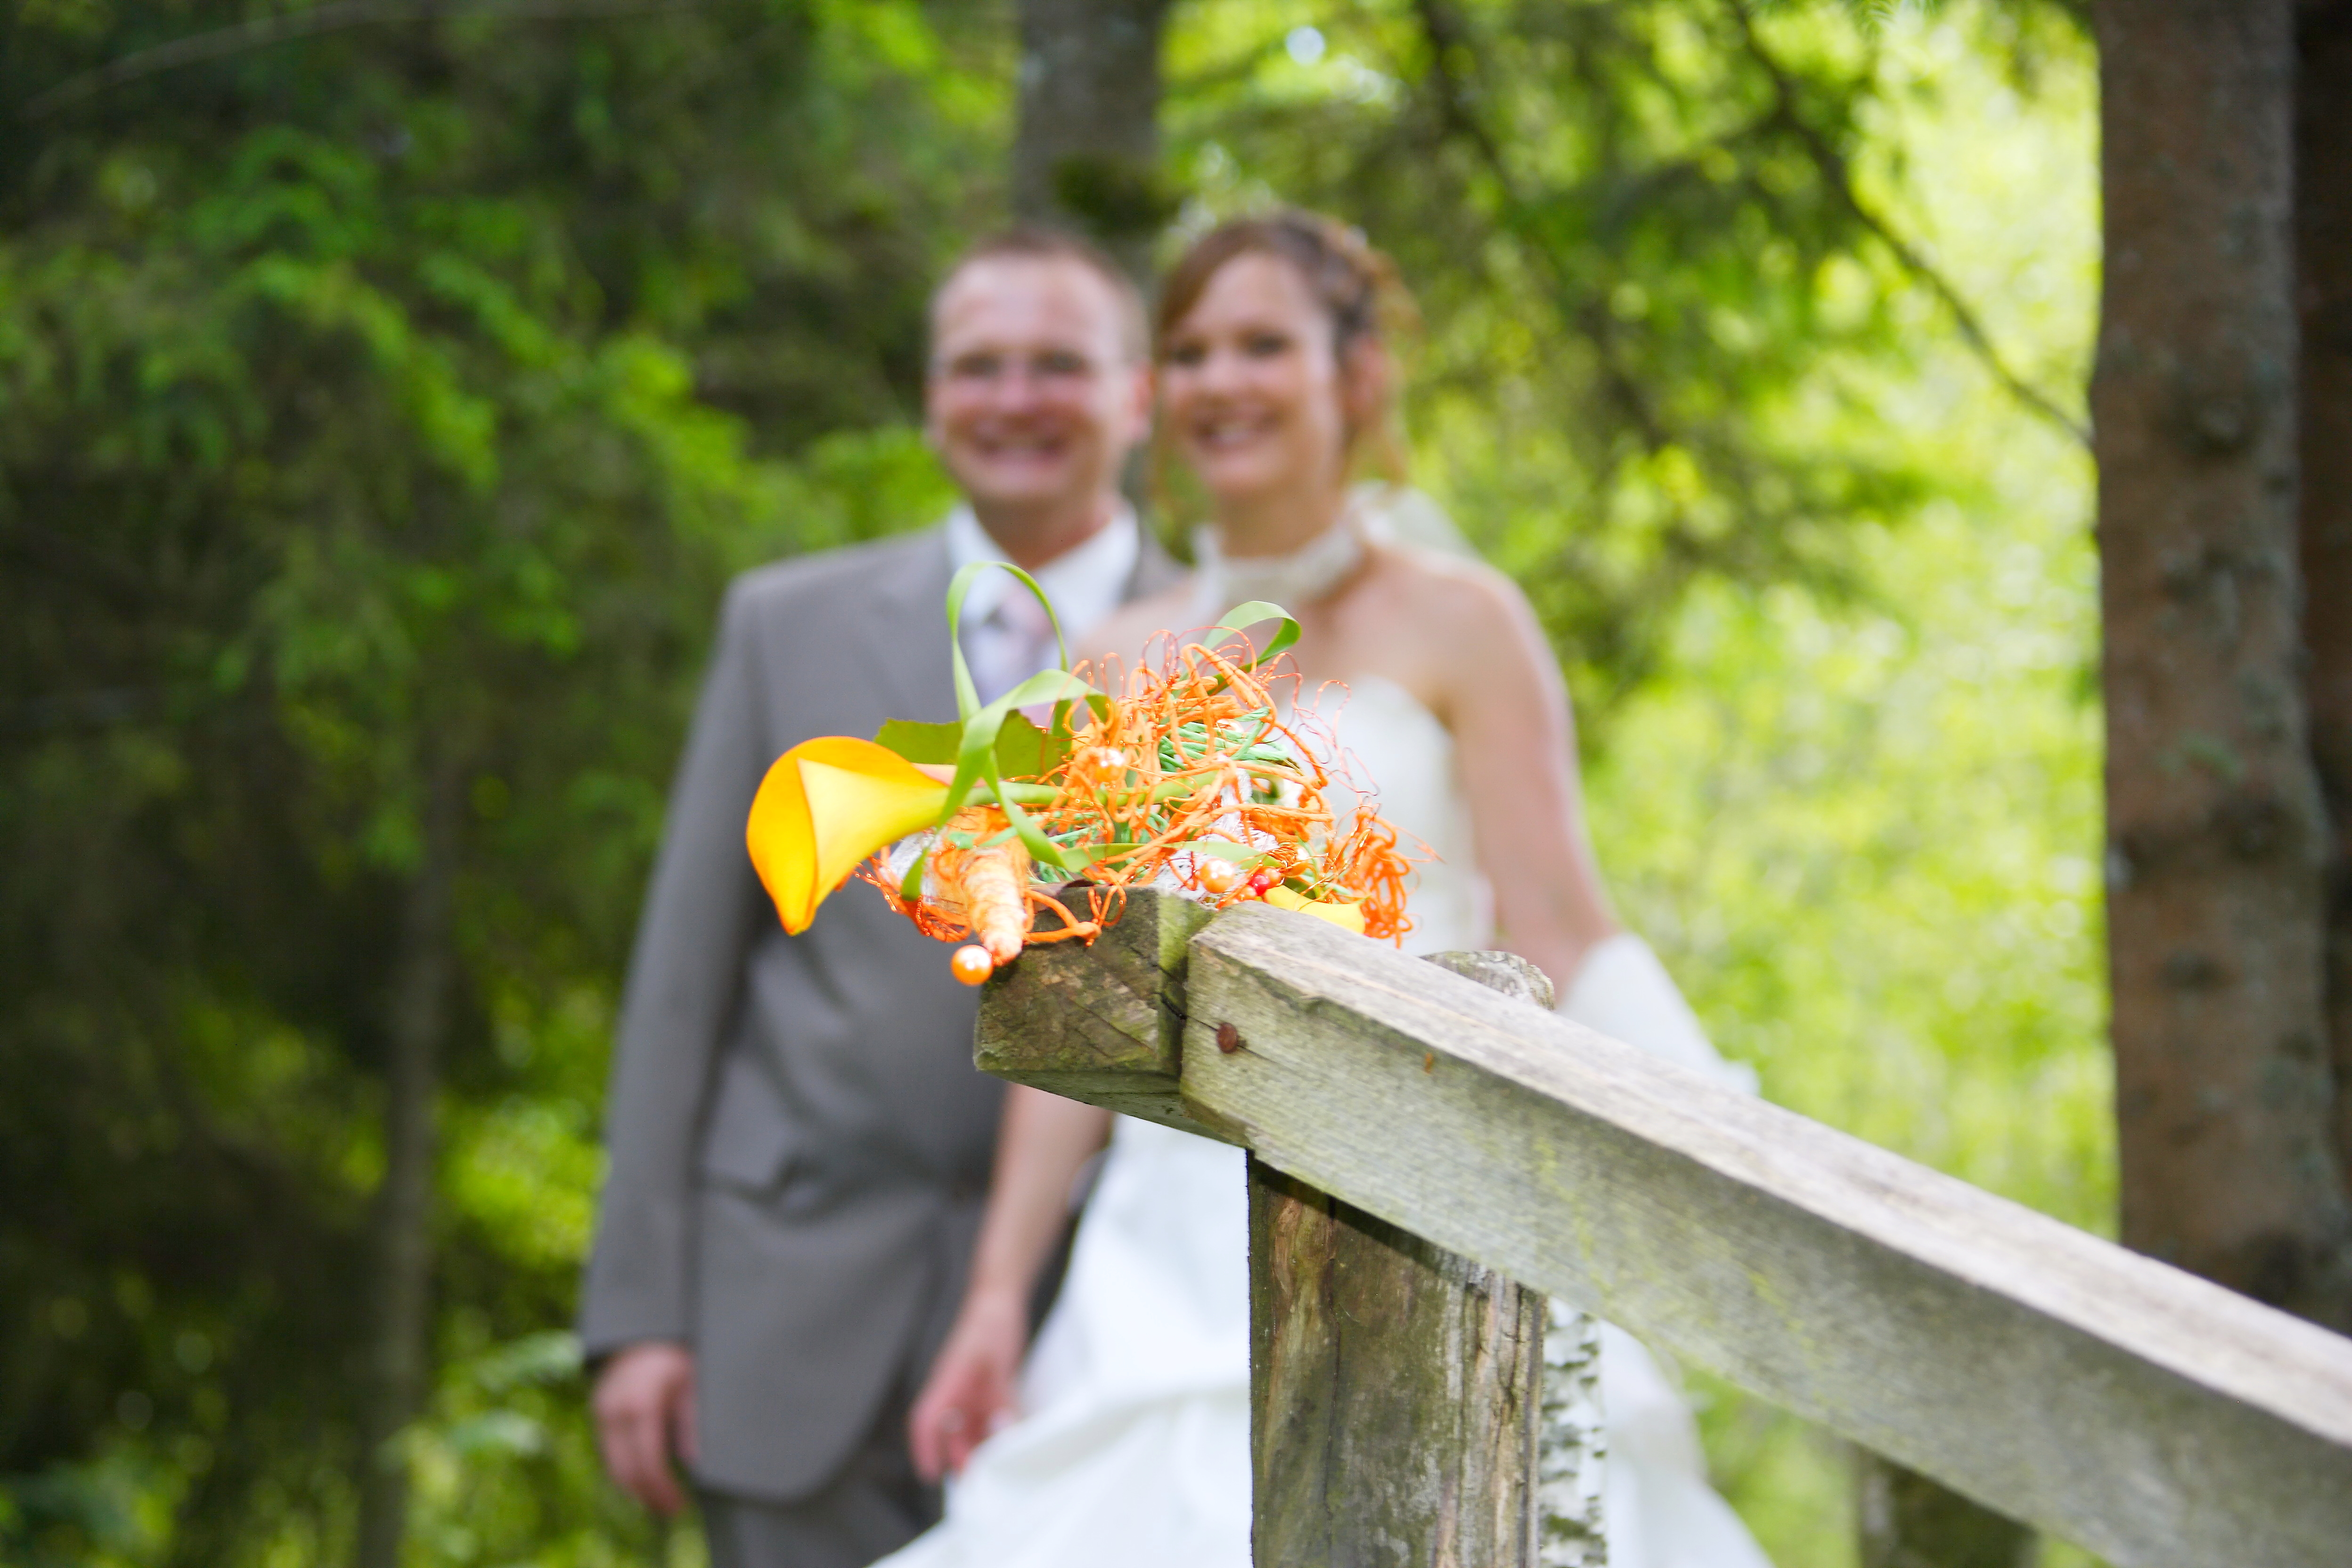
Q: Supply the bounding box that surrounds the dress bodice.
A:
[1186,494,1492,958]
[1304,675,1493,956]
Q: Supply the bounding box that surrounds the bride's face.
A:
[1160,253,1359,513]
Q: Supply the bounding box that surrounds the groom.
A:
[580,229,1176,1568]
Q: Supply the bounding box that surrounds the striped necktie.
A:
[971,587,1057,706]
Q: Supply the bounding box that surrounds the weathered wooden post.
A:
[1245,950,1557,1568]
[976,896,1586,1564]
[1248,1161,1545,1563]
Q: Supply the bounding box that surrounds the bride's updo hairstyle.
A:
[1152,209,1418,488]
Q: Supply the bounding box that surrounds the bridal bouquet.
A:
[745,564,1415,984]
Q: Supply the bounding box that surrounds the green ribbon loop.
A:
[1206,599,1302,680]
[939,665,1098,857]
[945,560,1072,725]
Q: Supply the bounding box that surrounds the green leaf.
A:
[993,711,1074,780]
[1186,839,1269,866]
[996,792,1075,868]
[878,712,1075,780]
[874,718,963,765]
[938,667,1099,834]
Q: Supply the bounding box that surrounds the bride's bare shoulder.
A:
[1364,539,1531,637]
[1348,540,1559,711]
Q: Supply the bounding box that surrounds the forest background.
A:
[0,0,2108,1564]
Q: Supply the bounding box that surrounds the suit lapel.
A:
[857,531,960,725]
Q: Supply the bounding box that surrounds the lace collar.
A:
[1189,494,1382,623]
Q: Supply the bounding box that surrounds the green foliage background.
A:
[0,1,2106,1563]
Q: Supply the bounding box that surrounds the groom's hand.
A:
[908,1290,1026,1482]
[593,1340,698,1515]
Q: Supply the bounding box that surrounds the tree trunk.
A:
[1011,0,1173,281]
[2300,0,2352,1203]
[353,774,461,1568]
[1537,1300,1605,1568]
[2093,0,2352,1326]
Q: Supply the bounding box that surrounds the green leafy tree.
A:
[1,3,987,1561]
[1164,0,2085,726]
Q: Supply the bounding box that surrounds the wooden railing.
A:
[975,890,2352,1568]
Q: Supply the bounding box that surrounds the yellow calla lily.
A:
[1262,883,1368,934]
[747,737,951,933]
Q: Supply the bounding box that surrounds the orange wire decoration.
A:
[858,626,1419,972]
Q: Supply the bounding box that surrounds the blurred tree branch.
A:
[1413,0,2087,456]
[1726,0,2093,448]
[1411,0,1678,454]
[20,0,700,120]
[1400,0,1884,710]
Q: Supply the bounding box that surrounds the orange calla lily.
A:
[747,737,951,933]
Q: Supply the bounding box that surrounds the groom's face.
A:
[925,256,1150,533]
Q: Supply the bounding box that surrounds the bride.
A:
[875,211,1770,1568]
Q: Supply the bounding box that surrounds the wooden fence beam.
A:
[973,887,1229,1143]
[1171,902,2352,1568]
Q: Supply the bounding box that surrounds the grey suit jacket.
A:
[580,524,1181,1503]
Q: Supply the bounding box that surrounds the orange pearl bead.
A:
[1196,858,1244,896]
[950,945,995,986]
[1073,746,1129,785]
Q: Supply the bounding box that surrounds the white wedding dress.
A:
[875,500,1770,1568]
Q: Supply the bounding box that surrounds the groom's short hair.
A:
[930,228,1149,364]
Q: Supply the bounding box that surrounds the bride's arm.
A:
[907,1086,1112,1481]
[1426,567,1620,994]
[1428,565,1753,1087]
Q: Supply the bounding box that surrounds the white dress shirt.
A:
[945,504,1140,704]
